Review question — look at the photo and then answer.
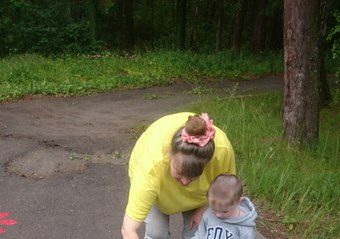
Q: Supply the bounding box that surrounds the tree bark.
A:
[203,0,212,44]
[252,0,267,53]
[148,0,155,50]
[283,0,320,146]
[118,0,134,51]
[215,0,224,52]
[176,0,187,50]
[189,0,199,50]
[88,0,97,46]
[230,0,247,52]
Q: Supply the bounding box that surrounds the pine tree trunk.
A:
[176,0,187,50]
[252,0,267,53]
[203,0,212,44]
[118,0,134,51]
[148,0,155,50]
[230,0,247,52]
[88,0,97,46]
[189,0,199,50]
[283,0,320,146]
[215,0,224,52]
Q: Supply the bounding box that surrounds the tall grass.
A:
[0,51,284,101]
[186,91,340,238]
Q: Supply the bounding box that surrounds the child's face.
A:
[210,202,239,219]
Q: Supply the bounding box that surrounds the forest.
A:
[0,0,338,55]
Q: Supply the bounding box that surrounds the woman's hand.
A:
[121,214,142,239]
[188,205,208,230]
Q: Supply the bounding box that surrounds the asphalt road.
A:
[0,77,282,238]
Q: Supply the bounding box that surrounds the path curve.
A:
[0,76,283,238]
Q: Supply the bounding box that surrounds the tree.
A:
[189,0,199,50]
[230,0,247,52]
[283,0,320,146]
[148,0,155,49]
[176,0,187,50]
[252,0,267,53]
[88,0,97,46]
[215,0,224,52]
[117,0,134,51]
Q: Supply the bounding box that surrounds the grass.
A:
[0,50,338,237]
[0,51,285,101]
[184,91,340,238]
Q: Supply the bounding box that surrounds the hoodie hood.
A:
[221,197,257,227]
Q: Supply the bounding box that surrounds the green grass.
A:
[185,91,340,238]
[1,50,339,237]
[0,51,284,101]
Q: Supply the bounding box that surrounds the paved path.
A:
[0,77,283,238]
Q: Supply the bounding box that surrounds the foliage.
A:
[186,92,340,238]
[0,0,93,55]
[0,51,284,101]
[327,10,340,77]
[0,0,337,54]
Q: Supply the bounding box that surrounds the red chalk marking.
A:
[0,219,17,226]
[0,212,17,234]
[0,212,9,219]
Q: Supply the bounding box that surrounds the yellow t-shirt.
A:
[126,112,235,222]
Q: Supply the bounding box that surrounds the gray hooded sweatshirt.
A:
[192,197,257,239]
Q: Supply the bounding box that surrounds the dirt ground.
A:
[0,76,286,238]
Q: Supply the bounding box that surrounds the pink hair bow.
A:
[181,113,215,147]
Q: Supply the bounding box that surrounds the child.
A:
[192,174,257,239]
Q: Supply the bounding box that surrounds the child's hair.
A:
[171,115,215,178]
[208,174,243,208]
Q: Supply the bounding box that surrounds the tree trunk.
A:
[189,0,199,50]
[203,0,212,44]
[230,0,247,52]
[318,0,332,107]
[88,0,97,46]
[283,0,320,146]
[215,0,224,52]
[176,0,187,50]
[118,0,134,51]
[64,0,72,21]
[252,0,267,53]
[148,0,155,50]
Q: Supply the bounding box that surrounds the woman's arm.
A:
[121,214,142,239]
[189,204,208,229]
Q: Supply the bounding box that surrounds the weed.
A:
[143,93,159,100]
[128,124,149,140]
[113,150,122,159]
[69,153,91,161]
[185,86,211,95]
[185,92,340,238]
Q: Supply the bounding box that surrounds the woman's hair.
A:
[208,174,243,208]
[171,115,215,178]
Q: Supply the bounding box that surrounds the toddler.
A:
[192,174,257,239]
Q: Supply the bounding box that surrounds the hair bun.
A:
[185,115,206,136]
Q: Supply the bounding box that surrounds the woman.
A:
[121,112,235,239]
